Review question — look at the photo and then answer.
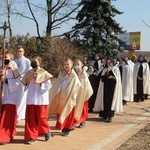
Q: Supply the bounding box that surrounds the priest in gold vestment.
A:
[48,58,81,136]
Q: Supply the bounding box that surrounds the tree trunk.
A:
[6,0,12,45]
[46,0,52,37]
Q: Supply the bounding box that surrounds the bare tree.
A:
[11,0,80,38]
[46,0,80,37]
[26,0,41,38]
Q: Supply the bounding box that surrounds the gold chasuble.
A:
[22,67,53,84]
[48,69,81,124]
[74,69,93,121]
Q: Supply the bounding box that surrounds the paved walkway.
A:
[1,100,150,150]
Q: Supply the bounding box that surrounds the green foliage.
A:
[68,0,125,58]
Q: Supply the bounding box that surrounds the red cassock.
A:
[0,104,17,143]
[74,101,88,124]
[25,105,50,141]
[56,107,75,130]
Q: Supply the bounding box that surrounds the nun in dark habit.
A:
[93,58,122,123]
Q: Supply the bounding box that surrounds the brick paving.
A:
[1,100,150,150]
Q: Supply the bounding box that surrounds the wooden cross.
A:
[0,21,10,49]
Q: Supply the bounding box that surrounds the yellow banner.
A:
[129,32,141,50]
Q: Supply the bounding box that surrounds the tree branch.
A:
[12,12,34,20]
[26,0,41,38]
[52,28,76,38]
[30,2,47,12]
[51,18,75,31]
[142,19,150,28]
[52,5,79,25]
[51,0,68,15]
[51,0,61,13]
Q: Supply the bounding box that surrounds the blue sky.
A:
[0,0,150,51]
[112,0,150,51]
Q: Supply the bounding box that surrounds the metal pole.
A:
[0,21,10,115]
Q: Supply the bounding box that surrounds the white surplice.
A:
[2,68,21,105]
[14,56,31,121]
[25,79,52,105]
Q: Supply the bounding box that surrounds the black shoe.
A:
[105,117,112,123]
[25,139,37,144]
[108,118,112,123]
[62,128,70,137]
[71,124,76,131]
[45,132,51,141]
[123,100,127,105]
[88,109,93,113]
[78,122,86,128]
[144,94,148,100]
[62,128,67,133]
[104,118,108,122]
[0,142,8,145]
